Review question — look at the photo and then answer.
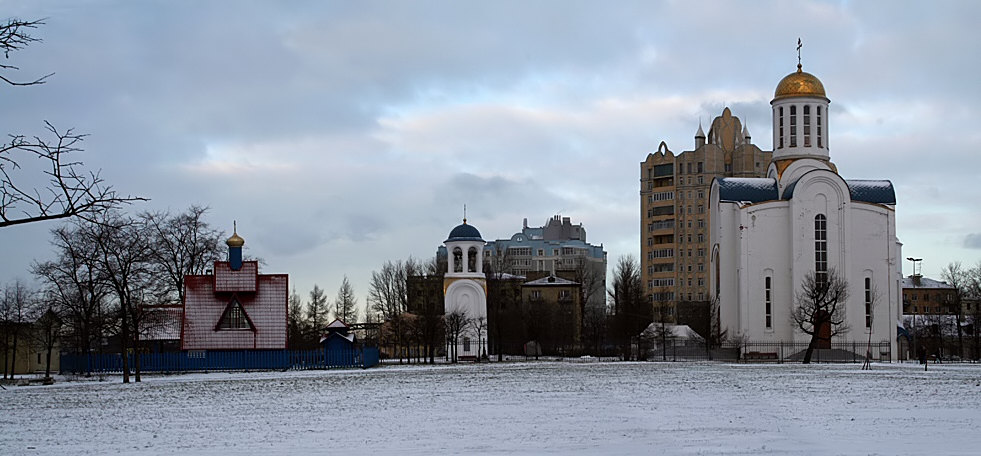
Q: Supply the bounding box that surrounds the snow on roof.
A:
[901,276,953,289]
[639,323,704,341]
[142,306,183,341]
[846,180,896,205]
[716,177,778,203]
[320,332,356,344]
[326,318,349,329]
[523,275,579,286]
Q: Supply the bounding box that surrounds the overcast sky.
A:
[2,0,980,312]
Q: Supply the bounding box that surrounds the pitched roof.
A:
[523,275,579,286]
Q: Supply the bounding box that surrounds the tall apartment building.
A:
[640,108,771,321]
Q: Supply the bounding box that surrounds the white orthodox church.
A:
[443,219,488,360]
[708,62,902,359]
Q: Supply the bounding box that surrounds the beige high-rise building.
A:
[640,108,771,322]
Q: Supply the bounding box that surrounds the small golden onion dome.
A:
[774,64,827,100]
[226,231,245,248]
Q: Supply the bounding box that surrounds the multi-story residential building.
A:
[483,215,607,310]
[902,275,956,315]
[640,108,771,321]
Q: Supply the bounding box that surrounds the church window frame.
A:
[815,214,828,285]
[865,277,873,329]
[817,106,823,148]
[790,105,798,147]
[216,296,255,331]
[765,276,773,329]
[778,106,785,149]
[803,105,811,147]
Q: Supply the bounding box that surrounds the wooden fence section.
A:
[61,348,380,374]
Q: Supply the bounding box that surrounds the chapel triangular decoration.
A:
[215,297,255,331]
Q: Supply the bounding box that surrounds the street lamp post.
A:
[907,257,923,363]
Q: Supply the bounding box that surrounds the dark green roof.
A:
[717,178,778,203]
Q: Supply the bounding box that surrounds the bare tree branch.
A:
[0,122,146,228]
[0,18,52,86]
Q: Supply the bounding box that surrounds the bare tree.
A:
[792,268,850,364]
[1,280,35,379]
[32,304,62,381]
[966,262,981,361]
[941,262,967,360]
[608,255,649,360]
[470,316,487,360]
[369,258,421,363]
[0,19,143,228]
[444,309,469,363]
[84,213,152,383]
[335,276,358,323]
[862,284,880,370]
[141,206,224,305]
[32,223,111,363]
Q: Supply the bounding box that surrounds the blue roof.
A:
[847,180,896,205]
[783,177,895,205]
[717,178,778,203]
[446,222,483,242]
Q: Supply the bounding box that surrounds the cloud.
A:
[965,234,981,250]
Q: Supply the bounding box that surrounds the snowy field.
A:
[3,361,981,455]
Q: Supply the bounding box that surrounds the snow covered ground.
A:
[3,361,980,455]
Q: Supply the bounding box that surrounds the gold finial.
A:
[797,38,803,72]
[226,220,245,247]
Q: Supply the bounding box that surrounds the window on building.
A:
[217,298,252,330]
[687,162,692,174]
[697,176,703,184]
[697,248,705,257]
[698,219,705,228]
[697,162,703,173]
[698,263,704,272]
[725,164,732,173]
[530,290,542,300]
[815,214,827,285]
[803,105,811,147]
[559,290,572,300]
[865,277,872,328]
[697,190,704,199]
[697,205,704,214]
[697,234,704,242]
[817,106,823,148]
[778,107,784,148]
[765,276,772,328]
[790,105,798,147]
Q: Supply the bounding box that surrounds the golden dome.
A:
[774,64,827,100]
[226,222,245,248]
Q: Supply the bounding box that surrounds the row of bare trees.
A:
[24,207,225,382]
[931,261,981,360]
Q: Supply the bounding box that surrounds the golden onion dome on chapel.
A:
[226,222,245,248]
[774,64,827,101]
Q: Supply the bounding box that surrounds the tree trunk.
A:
[802,336,817,364]
[44,344,53,379]
[10,332,18,379]
[120,303,131,384]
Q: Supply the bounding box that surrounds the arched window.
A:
[803,105,811,147]
[453,247,463,273]
[468,247,478,273]
[790,105,798,147]
[814,214,827,285]
[778,107,784,149]
[865,277,872,328]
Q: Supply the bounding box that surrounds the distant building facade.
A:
[181,228,288,350]
[902,275,956,315]
[483,215,606,310]
[640,108,771,323]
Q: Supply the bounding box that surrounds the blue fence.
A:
[61,348,380,374]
